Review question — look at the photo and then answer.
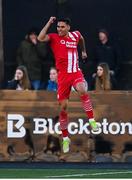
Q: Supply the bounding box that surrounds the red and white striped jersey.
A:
[48,31,81,73]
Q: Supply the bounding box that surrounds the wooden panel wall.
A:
[0,90,132,162]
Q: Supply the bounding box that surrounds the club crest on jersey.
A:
[60,40,65,44]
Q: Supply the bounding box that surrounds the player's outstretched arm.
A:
[79,35,88,60]
[38,16,56,42]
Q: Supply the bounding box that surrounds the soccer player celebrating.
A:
[38,17,98,153]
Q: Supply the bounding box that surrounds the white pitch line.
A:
[45,171,132,178]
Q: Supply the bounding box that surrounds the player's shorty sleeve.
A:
[75,31,81,39]
[72,31,81,42]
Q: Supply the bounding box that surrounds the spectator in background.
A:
[94,29,122,77]
[7,65,31,90]
[16,28,47,90]
[46,67,58,91]
[91,63,116,90]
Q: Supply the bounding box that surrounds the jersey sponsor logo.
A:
[60,40,77,48]
[66,41,77,48]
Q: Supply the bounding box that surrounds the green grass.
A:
[0,169,132,178]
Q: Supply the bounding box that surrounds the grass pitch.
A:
[0,169,132,178]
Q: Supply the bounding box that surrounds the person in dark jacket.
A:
[91,62,116,90]
[16,28,47,90]
[94,29,122,76]
[7,65,31,90]
[46,67,58,91]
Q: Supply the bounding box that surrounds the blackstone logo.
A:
[7,114,132,138]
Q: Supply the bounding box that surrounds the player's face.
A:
[57,21,70,36]
[97,66,103,77]
[15,69,24,80]
[50,69,58,82]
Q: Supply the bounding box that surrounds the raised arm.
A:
[38,16,56,42]
[79,35,88,59]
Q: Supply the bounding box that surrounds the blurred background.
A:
[1,0,132,90]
